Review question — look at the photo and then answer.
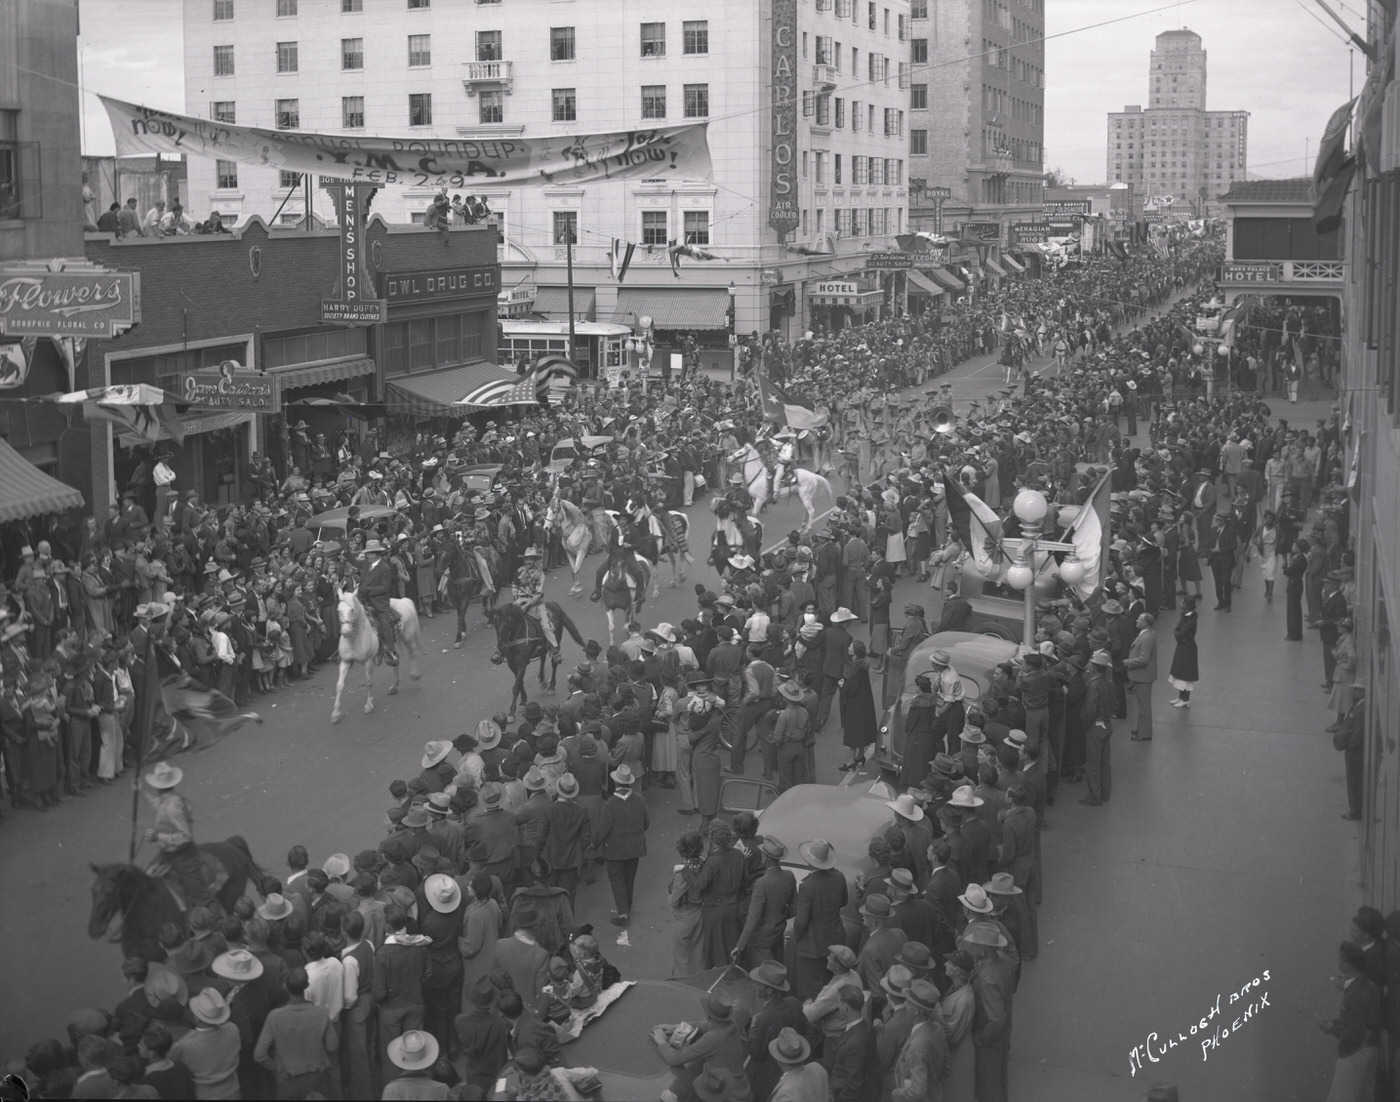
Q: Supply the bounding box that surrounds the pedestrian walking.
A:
[594,764,649,927]
[1256,510,1280,601]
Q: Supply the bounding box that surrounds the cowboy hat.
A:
[984,872,1023,896]
[412,846,445,875]
[798,838,837,870]
[702,991,734,1021]
[948,785,984,808]
[958,884,995,914]
[475,718,502,750]
[768,1026,812,1065]
[928,648,952,668]
[959,922,1009,949]
[362,539,387,554]
[387,1030,439,1071]
[555,772,580,799]
[171,940,215,976]
[931,752,962,777]
[427,792,452,816]
[523,766,548,792]
[211,949,263,983]
[758,835,788,861]
[322,853,352,879]
[421,740,453,768]
[829,607,858,623]
[958,727,986,745]
[728,554,755,570]
[189,988,231,1025]
[144,762,183,789]
[610,764,638,787]
[778,680,806,703]
[1089,649,1112,667]
[424,873,462,914]
[886,793,925,822]
[479,782,504,809]
[257,893,294,921]
[748,961,791,992]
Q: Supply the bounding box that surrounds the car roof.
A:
[756,783,894,880]
[904,630,1022,680]
[553,435,614,451]
[307,504,396,528]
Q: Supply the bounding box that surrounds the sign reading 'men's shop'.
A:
[0,264,141,338]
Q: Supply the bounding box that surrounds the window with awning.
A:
[613,288,731,330]
[0,438,84,522]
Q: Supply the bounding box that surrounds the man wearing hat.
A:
[732,836,797,969]
[963,923,1016,1102]
[744,960,805,1099]
[650,991,748,1099]
[142,762,215,909]
[856,893,908,992]
[594,764,649,926]
[171,987,242,1099]
[890,979,948,1102]
[383,1030,444,1097]
[1081,650,1116,806]
[792,840,848,999]
[513,547,559,660]
[766,1025,828,1102]
[358,538,399,666]
[463,783,519,887]
[252,965,337,1098]
[541,772,591,903]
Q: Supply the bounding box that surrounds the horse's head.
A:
[88,862,129,940]
[337,589,360,637]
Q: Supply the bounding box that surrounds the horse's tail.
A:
[223,835,268,885]
[548,602,586,648]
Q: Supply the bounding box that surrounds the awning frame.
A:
[0,437,85,522]
[905,270,946,297]
[271,356,377,393]
[613,288,732,330]
[926,267,966,292]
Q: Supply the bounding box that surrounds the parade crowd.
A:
[2,229,1367,1101]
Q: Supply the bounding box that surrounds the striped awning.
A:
[927,267,966,292]
[533,286,596,320]
[0,438,84,522]
[983,257,1008,278]
[386,362,526,417]
[271,356,376,393]
[614,288,731,330]
[1001,253,1026,273]
[905,269,945,297]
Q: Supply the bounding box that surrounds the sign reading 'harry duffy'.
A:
[0,266,142,338]
[382,266,498,305]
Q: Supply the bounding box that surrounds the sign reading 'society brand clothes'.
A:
[101,96,713,190]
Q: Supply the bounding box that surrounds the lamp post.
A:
[1001,487,1085,651]
[727,281,738,382]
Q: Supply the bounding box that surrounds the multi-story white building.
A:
[1106,30,1248,218]
[182,0,911,354]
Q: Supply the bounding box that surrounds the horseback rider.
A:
[514,547,558,660]
[358,538,399,666]
[591,540,647,603]
[725,472,754,514]
[142,761,214,909]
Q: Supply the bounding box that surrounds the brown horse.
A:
[89,836,264,962]
[488,601,585,716]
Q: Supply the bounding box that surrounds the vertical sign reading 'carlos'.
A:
[769,0,799,238]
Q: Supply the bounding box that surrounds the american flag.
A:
[459,376,538,409]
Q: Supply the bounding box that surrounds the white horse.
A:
[332,590,423,723]
[545,496,591,595]
[729,442,834,531]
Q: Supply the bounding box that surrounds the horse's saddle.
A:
[145,849,230,913]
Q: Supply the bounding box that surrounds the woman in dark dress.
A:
[694,819,746,969]
[1176,513,1203,599]
[1168,594,1200,708]
[837,640,879,771]
[1284,540,1308,641]
[900,675,940,789]
[686,693,725,828]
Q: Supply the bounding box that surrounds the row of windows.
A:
[215,0,437,17]
[208,85,711,134]
[980,40,1043,86]
[811,35,893,84]
[381,312,489,378]
[813,0,908,40]
[980,85,1043,125]
[914,0,1042,19]
[806,152,904,186]
[801,93,903,137]
[635,210,712,246]
[801,207,901,237]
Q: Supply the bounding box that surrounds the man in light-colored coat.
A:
[1125,613,1159,742]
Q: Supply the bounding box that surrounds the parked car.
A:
[306,504,396,543]
[458,463,503,494]
[875,630,1022,778]
[547,435,614,476]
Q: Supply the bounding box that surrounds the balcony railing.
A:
[462,59,513,95]
[813,63,838,90]
[985,153,1014,175]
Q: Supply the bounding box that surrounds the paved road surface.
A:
[0,332,1352,1100]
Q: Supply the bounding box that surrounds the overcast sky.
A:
[79,0,1363,183]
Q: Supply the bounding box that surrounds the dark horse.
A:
[488,601,586,716]
[89,836,265,962]
[439,539,498,647]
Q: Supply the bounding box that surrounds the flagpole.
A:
[128,633,159,863]
[565,226,577,376]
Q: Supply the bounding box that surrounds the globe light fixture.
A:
[1059,551,1086,586]
[1192,342,1205,356]
[1005,555,1035,591]
[1216,343,1230,357]
[1012,487,1049,527]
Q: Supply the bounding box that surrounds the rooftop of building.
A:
[1221,177,1312,203]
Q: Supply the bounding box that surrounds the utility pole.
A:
[565,223,577,365]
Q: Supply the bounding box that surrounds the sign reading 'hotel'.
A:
[382,266,499,304]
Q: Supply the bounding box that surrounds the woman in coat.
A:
[1175,513,1203,600]
[1168,594,1200,708]
[939,950,978,1102]
[1284,540,1309,641]
[1256,510,1280,602]
[668,831,706,977]
[837,640,878,771]
[685,693,725,828]
[694,819,746,969]
[1327,618,1358,726]
[900,675,940,789]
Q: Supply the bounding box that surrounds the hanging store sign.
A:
[1012,222,1050,244]
[768,0,800,236]
[1044,200,1091,216]
[321,180,387,326]
[0,265,141,338]
[1221,262,1282,283]
[179,361,277,412]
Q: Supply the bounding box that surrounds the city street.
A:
[0,346,1352,1101]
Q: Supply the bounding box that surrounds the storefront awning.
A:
[0,438,85,522]
[927,267,965,292]
[533,286,596,320]
[272,357,376,393]
[118,410,253,446]
[385,361,523,418]
[614,288,731,330]
[983,257,1008,278]
[1001,254,1026,273]
[905,269,946,297]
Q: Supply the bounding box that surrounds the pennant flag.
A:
[1312,98,1358,234]
[942,475,1006,582]
[609,238,637,283]
[1064,470,1112,601]
[757,369,829,430]
[667,240,723,278]
[52,384,186,444]
[156,647,262,753]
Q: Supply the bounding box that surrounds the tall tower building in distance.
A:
[1106,29,1247,218]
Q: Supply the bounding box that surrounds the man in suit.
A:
[817,608,856,731]
[732,836,796,968]
[357,539,398,665]
[792,839,848,999]
[463,783,518,889]
[1320,941,1382,1100]
[855,894,908,991]
[1319,573,1349,690]
[890,979,948,1102]
[540,772,591,903]
[813,529,841,618]
[593,765,649,927]
[1207,513,1239,612]
[1125,613,1159,742]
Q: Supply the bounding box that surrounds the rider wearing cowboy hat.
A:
[143,761,215,908]
[357,539,398,666]
[514,547,558,660]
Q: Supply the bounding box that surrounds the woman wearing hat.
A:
[900,674,940,790]
[682,690,725,828]
[837,640,878,772]
[695,819,746,969]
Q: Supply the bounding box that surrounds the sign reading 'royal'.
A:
[0,267,142,338]
[382,266,498,304]
[768,0,800,237]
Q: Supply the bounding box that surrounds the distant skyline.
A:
[79,0,1363,185]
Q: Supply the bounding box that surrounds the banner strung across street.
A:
[100,95,713,190]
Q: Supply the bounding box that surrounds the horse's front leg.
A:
[331,660,350,723]
[569,547,584,595]
[387,652,401,696]
[510,667,525,717]
[362,660,375,715]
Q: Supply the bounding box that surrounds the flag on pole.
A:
[52,384,186,444]
[1064,470,1112,601]
[1312,97,1358,234]
[459,374,538,409]
[532,353,579,404]
[155,646,262,753]
[609,238,636,283]
[941,475,1007,582]
[757,369,829,430]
